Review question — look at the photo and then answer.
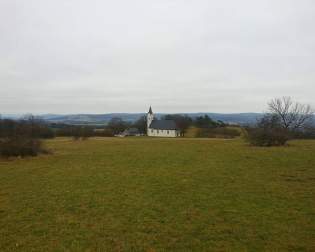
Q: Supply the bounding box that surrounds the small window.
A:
[167,130,169,134]
[157,130,159,134]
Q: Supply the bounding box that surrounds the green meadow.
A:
[0,138,314,251]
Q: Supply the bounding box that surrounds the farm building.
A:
[118,128,141,137]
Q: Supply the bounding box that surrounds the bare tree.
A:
[268,97,314,130]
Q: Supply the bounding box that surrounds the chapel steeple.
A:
[148,106,153,115]
[147,106,154,130]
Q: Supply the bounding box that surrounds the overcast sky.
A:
[1,0,315,114]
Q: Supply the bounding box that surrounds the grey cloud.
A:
[1,0,315,114]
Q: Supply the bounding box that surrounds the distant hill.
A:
[41,113,146,125]
[3,112,314,126]
[2,112,264,125]
[187,113,263,125]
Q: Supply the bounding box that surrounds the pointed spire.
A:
[148,106,153,114]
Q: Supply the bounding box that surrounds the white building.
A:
[117,128,141,137]
[147,107,180,137]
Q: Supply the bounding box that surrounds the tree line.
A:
[0,113,234,157]
[0,96,314,157]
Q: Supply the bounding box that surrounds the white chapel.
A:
[147,107,180,137]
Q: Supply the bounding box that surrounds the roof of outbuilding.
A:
[149,120,178,130]
[124,128,140,134]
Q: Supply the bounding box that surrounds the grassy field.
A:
[0,138,315,251]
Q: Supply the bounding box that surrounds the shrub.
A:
[245,97,314,147]
[194,115,224,129]
[245,127,290,146]
[107,118,130,134]
[0,137,47,157]
[245,114,290,146]
[292,126,315,139]
[0,117,51,157]
[71,126,94,141]
[94,129,114,137]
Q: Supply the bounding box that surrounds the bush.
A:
[0,117,52,157]
[292,126,315,139]
[71,126,94,141]
[94,129,114,137]
[0,118,55,139]
[245,127,290,146]
[107,118,130,135]
[194,115,224,129]
[245,114,291,146]
[0,137,47,157]
[245,97,314,147]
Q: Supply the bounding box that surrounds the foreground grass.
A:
[0,138,314,251]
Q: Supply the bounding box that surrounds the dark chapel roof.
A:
[149,119,178,130]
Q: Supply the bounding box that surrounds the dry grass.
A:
[0,138,314,251]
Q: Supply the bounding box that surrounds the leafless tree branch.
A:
[268,97,314,130]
